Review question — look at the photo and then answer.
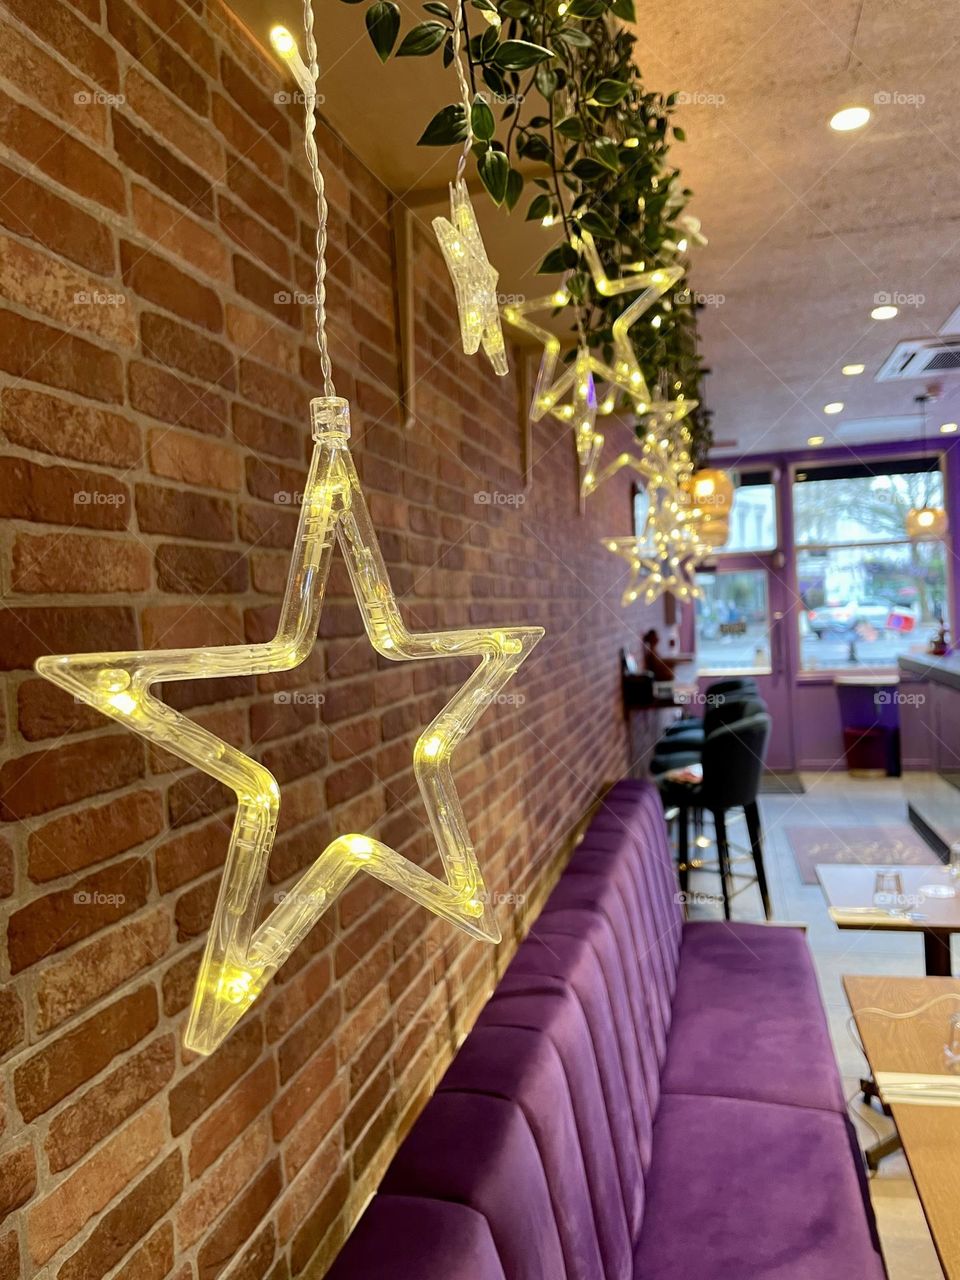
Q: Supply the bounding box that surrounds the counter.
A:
[898,655,960,857]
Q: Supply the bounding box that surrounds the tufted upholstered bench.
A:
[326,779,887,1280]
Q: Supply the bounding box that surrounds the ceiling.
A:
[227,0,960,458]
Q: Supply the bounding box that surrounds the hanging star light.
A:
[431,0,508,375]
[34,10,542,1056]
[603,530,702,607]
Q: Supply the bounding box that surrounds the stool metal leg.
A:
[677,803,690,901]
[714,809,732,920]
[745,801,771,920]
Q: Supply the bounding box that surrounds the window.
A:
[694,569,772,674]
[720,472,777,554]
[793,459,948,672]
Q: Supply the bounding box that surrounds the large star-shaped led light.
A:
[603,532,702,607]
[36,396,542,1055]
[433,180,508,376]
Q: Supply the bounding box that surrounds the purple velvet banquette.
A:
[326,780,887,1280]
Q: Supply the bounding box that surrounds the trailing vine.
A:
[347,0,712,462]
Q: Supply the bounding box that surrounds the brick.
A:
[211,93,283,186]
[0,159,113,274]
[35,909,171,1034]
[113,112,213,219]
[136,483,234,542]
[251,550,291,593]
[56,1150,182,1280]
[226,155,296,240]
[27,1104,165,1264]
[113,1223,174,1280]
[142,603,243,650]
[0,735,144,821]
[17,678,108,741]
[124,68,223,179]
[233,255,300,328]
[11,532,151,594]
[156,818,230,894]
[180,1112,268,1247]
[238,501,298,550]
[134,0,216,75]
[288,1163,349,1274]
[107,0,208,116]
[0,312,123,403]
[277,990,340,1085]
[0,1232,17,1279]
[147,429,242,492]
[0,837,12,898]
[0,0,119,91]
[272,1042,337,1143]
[0,604,137,672]
[129,361,228,436]
[121,240,223,333]
[7,856,151,973]
[245,457,306,504]
[162,946,201,1016]
[237,358,302,420]
[173,873,219,938]
[15,987,158,1122]
[196,1158,282,1280]
[231,404,302,460]
[169,1018,262,1136]
[189,1056,275,1177]
[149,706,246,774]
[28,789,164,881]
[0,1144,35,1223]
[131,186,229,282]
[0,18,106,144]
[220,52,289,146]
[46,1035,175,1173]
[219,198,290,280]
[0,98,124,212]
[0,989,24,1061]
[142,312,236,390]
[1,388,141,467]
[156,543,248,595]
[226,311,299,382]
[0,456,129,529]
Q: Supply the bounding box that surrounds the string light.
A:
[35,4,542,1056]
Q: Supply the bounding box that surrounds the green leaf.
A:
[365,1,400,61]
[557,28,592,50]
[674,125,686,141]
[592,78,628,106]
[534,63,558,97]
[578,209,615,238]
[538,243,579,274]
[556,114,585,139]
[396,20,447,55]
[442,35,455,65]
[482,64,507,96]
[565,0,604,16]
[593,137,620,171]
[418,103,468,145]
[471,93,496,141]
[505,168,524,211]
[478,148,510,203]
[492,39,553,69]
[499,0,530,14]
[521,133,552,161]
[526,193,551,221]
[423,1,452,16]
[571,156,607,180]
[610,0,635,19]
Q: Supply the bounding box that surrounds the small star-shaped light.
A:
[36,396,542,1055]
[433,179,508,375]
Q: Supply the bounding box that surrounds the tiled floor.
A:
[684,771,951,1280]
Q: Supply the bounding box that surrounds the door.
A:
[691,556,796,771]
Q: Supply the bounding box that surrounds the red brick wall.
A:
[0,1,655,1276]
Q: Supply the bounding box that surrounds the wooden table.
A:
[845,975,960,1280]
[817,864,960,976]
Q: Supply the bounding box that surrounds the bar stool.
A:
[650,689,766,776]
[659,711,772,919]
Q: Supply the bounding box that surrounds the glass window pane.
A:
[798,541,948,672]
[720,483,777,553]
[794,470,944,546]
[695,570,771,673]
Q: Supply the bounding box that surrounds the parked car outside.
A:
[806,599,914,638]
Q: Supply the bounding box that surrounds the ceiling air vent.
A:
[877,338,960,381]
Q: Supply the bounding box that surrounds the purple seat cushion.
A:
[382,1091,565,1280]
[662,922,846,1114]
[633,1094,886,1280]
[324,1196,506,1280]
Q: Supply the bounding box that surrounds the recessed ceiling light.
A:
[842,363,865,376]
[830,106,871,132]
[940,423,958,434]
[808,436,825,446]
[871,304,899,320]
[824,402,844,415]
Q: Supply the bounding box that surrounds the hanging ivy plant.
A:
[342,0,712,462]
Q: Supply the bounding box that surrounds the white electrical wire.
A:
[451,0,474,181]
[301,0,335,398]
